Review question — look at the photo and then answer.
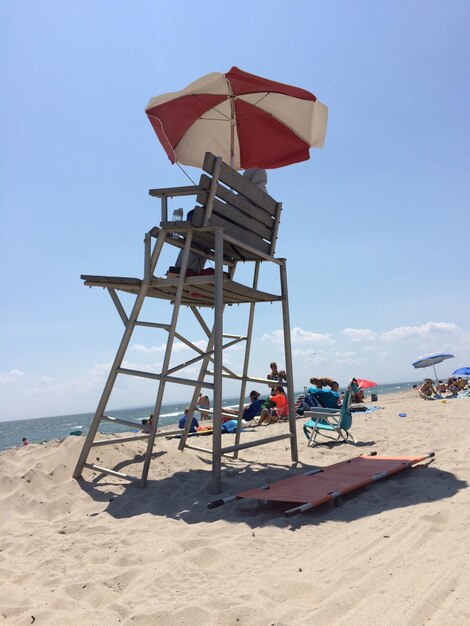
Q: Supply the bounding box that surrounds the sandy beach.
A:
[1,390,469,625]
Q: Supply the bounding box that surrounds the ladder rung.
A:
[117,368,215,389]
[135,321,170,329]
[221,433,293,454]
[92,434,149,446]
[102,415,143,429]
[183,444,213,454]
[116,368,160,381]
[84,463,140,482]
[91,430,183,446]
[195,408,240,418]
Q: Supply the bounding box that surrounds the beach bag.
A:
[221,420,238,433]
[301,392,320,413]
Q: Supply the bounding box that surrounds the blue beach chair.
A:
[303,380,358,446]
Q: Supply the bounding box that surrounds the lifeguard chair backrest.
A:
[190,152,282,259]
[340,380,358,431]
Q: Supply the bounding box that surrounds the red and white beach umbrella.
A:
[145,66,328,170]
[356,378,377,390]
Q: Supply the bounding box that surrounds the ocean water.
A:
[0,382,418,452]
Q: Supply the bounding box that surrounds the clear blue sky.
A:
[1,1,469,421]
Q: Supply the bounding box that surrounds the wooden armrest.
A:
[149,185,200,198]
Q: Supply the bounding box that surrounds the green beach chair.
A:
[303,379,358,446]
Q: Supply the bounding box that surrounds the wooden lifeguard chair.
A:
[73,152,298,493]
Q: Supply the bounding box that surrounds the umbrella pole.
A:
[230,119,235,168]
[228,89,235,168]
[433,364,439,387]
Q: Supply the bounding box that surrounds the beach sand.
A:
[1,391,469,625]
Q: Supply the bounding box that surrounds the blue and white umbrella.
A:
[452,366,470,379]
[412,352,454,385]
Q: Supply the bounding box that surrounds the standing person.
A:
[267,362,287,390]
[196,393,211,420]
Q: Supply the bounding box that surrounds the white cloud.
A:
[132,343,166,353]
[263,327,334,345]
[292,348,317,358]
[341,328,376,342]
[87,362,113,376]
[381,322,460,342]
[0,369,25,384]
[132,339,208,353]
[333,351,356,359]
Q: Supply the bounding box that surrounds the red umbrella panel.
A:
[145,66,328,170]
[355,378,377,389]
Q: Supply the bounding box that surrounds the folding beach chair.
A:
[303,380,358,446]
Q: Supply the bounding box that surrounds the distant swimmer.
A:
[22,437,29,446]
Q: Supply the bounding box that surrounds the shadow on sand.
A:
[76,448,467,530]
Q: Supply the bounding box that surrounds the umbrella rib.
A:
[191,94,232,121]
[236,91,313,144]
[235,92,271,121]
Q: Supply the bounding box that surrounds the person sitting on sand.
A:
[257,386,288,425]
[22,437,29,446]
[446,379,459,398]
[242,390,266,422]
[418,379,438,400]
[178,407,199,433]
[437,380,447,394]
[350,379,364,403]
[141,414,153,433]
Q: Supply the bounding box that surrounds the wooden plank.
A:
[270,201,282,257]
[148,185,200,197]
[195,192,273,241]
[84,463,140,482]
[82,275,281,305]
[189,230,255,261]
[221,432,293,454]
[223,232,281,263]
[191,208,270,255]
[154,213,275,263]
[159,220,193,229]
[92,434,150,446]
[199,174,276,226]
[82,274,141,285]
[222,281,282,302]
[203,152,277,213]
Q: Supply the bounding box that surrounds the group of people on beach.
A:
[173,362,357,433]
[173,361,289,432]
[418,376,468,400]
